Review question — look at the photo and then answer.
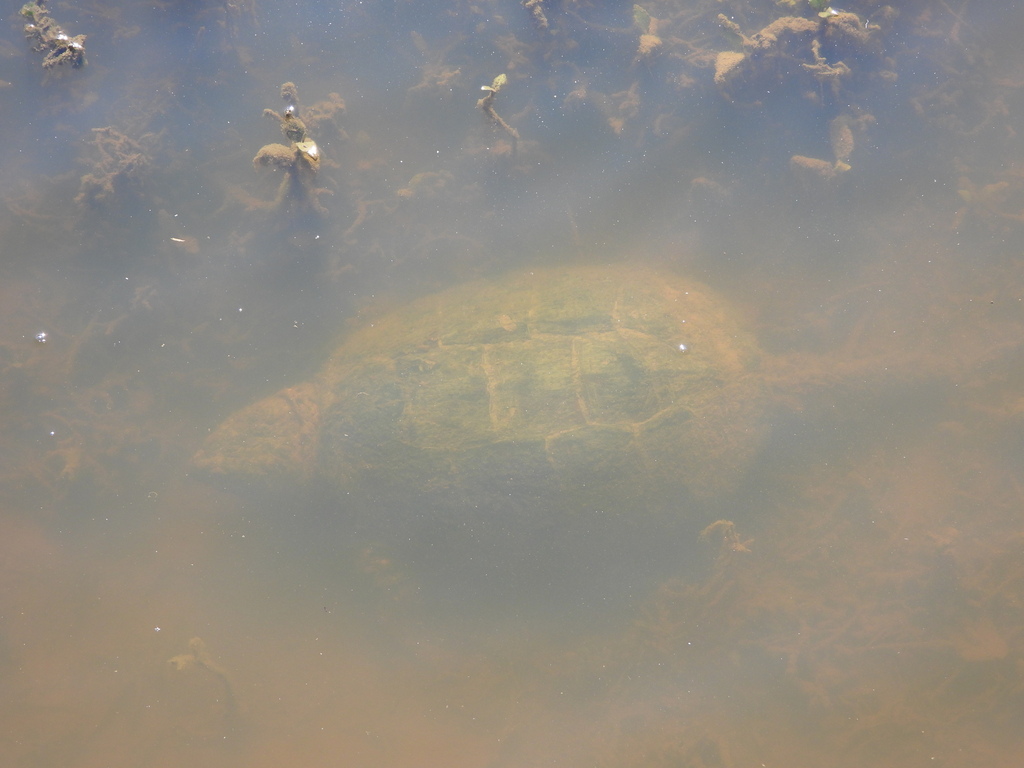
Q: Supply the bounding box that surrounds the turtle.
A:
[192,263,772,604]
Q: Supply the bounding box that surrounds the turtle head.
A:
[192,382,321,482]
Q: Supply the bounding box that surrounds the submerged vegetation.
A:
[20,0,86,69]
[253,82,332,215]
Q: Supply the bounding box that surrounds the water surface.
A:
[2,1,1024,766]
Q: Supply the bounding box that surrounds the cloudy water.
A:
[2,1,1024,766]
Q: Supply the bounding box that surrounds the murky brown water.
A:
[2,1,1024,766]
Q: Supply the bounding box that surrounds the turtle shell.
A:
[193,264,768,511]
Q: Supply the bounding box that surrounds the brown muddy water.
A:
[2,1,1024,766]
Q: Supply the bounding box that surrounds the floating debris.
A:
[20,1,86,69]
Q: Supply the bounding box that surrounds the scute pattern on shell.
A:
[193,264,768,504]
